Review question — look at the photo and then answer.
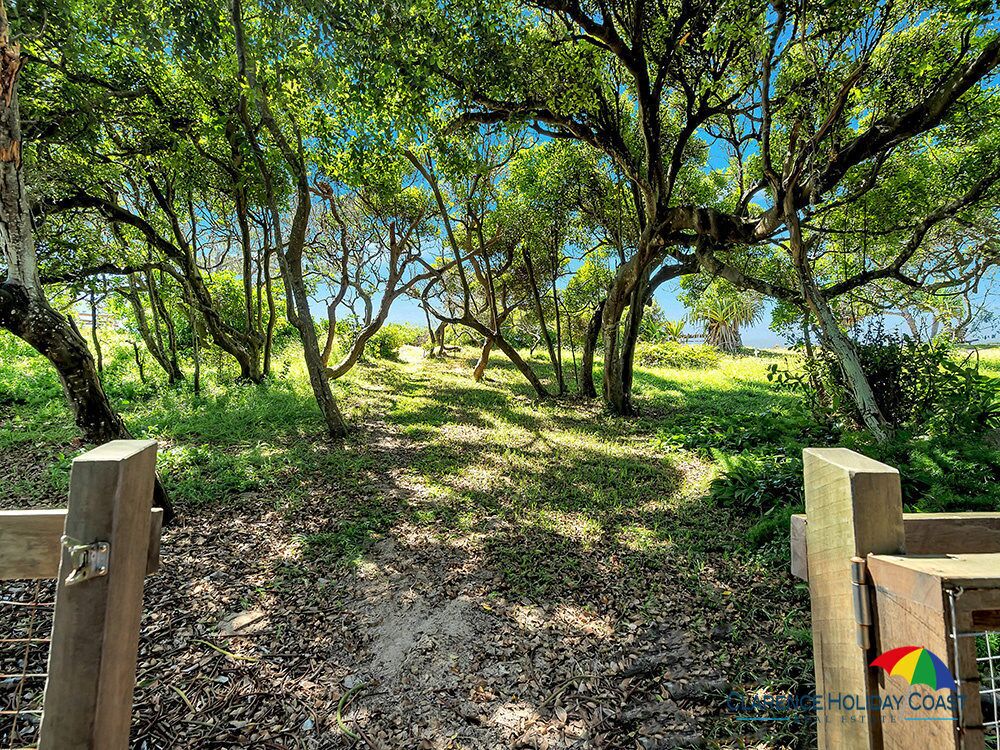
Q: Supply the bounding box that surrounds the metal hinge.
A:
[851,556,873,651]
[61,536,110,586]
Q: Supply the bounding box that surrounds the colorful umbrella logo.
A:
[870,646,956,691]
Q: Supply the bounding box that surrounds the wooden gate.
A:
[793,448,1000,750]
[0,441,162,750]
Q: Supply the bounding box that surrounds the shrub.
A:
[768,326,1000,436]
[853,432,1000,513]
[100,344,163,402]
[640,313,686,343]
[363,323,423,360]
[0,333,61,407]
[708,451,804,514]
[635,341,721,369]
[746,503,803,547]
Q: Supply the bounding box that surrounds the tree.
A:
[683,280,762,353]
[566,259,613,397]
[0,2,172,520]
[367,0,1000,438]
[311,179,437,379]
[407,128,555,396]
[228,0,349,437]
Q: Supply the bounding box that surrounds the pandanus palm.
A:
[689,295,762,353]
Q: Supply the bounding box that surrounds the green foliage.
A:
[363,323,422,361]
[656,407,838,456]
[708,452,805,515]
[858,433,1000,513]
[639,301,686,343]
[0,334,62,408]
[0,334,76,449]
[634,341,721,369]
[294,507,395,568]
[101,345,163,403]
[746,504,804,549]
[157,444,272,506]
[769,328,1000,434]
[9,327,1000,749]
[681,278,764,353]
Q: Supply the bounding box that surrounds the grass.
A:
[3,332,999,747]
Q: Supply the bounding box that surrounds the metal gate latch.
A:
[61,536,110,586]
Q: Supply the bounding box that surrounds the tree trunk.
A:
[490,332,550,398]
[566,306,578,388]
[1,287,175,521]
[617,276,647,405]
[550,274,565,395]
[230,0,347,437]
[287,264,348,437]
[807,286,889,440]
[784,193,889,441]
[707,322,742,353]
[473,337,493,381]
[123,279,183,383]
[801,314,826,401]
[580,299,604,398]
[150,273,182,382]
[321,301,337,366]
[2,288,128,442]
[89,291,102,374]
[434,314,549,398]
[190,305,201,397]
[435,322,447,357]
[147,272,183,383]
[326,251,412,380]
[262,248,277,376]
[132,341,146,383]
[529,335,540,357]
[523,248,562,393]
[0,18,172,522]
[601,254,643,416]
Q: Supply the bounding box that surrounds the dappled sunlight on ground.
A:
[1,341,819,748]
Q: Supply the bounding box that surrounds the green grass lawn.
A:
[3,334,999,747]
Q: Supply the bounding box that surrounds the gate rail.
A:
[0,441,162,750]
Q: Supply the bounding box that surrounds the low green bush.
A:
[656,407,839,455]
[635,341,721,368]
[768,329,1000,435]
[708,450,805,515]
[157,443,277,506]
[364,322,423,360]
[704,449,806,547]
[0,334,61,407]
[856,433,1000,513]
[746,503,803,547]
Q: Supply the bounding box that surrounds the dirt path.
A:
[129,501,725,749]
[2,360,757,748]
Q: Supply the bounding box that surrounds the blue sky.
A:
[355,68,1000,350]
[371,275,786,346]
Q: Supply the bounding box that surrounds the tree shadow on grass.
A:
[0,346,817,748]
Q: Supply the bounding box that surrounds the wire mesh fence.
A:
[0,580,55,750]
[979,631,1000,750]
[948,586,1000,750]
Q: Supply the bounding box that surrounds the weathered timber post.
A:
[38,440,158,750]
[803,447,905,750]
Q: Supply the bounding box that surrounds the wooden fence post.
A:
[803,448,905,750]
[38,440,158,750]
